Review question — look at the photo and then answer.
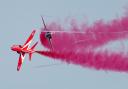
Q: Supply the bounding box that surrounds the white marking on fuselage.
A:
[22,40,32,49]
[21,53,25,63]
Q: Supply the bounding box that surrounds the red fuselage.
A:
[11,45,34,53]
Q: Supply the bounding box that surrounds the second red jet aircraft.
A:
[11,30,38,71]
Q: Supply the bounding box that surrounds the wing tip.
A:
[32,30,36,33]
[17,67,20,71]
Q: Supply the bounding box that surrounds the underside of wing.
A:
[22,30,36,50]
[17,52,25,71]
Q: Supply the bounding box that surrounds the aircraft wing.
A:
[22,30,36,50]
[17,52,25,71]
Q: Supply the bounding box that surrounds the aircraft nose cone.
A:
[45,32,52,39]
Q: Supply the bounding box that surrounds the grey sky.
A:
[0,0,128,89]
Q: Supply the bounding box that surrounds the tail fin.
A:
[29,42,38,61]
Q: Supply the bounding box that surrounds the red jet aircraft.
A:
[41,16,53,50]
[11,30,38,71]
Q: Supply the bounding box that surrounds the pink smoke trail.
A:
[36,51,128,72]
[38,14,128,72]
